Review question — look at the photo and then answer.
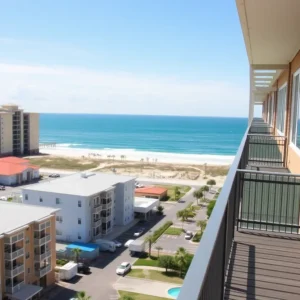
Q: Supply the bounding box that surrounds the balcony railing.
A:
[178,120,300,299]
[35,264,51,277]
[93,219,102,227]
[4,232,24,244]
[4,248,24,260]
[5,264,25,278]
[93,205,102,213]
[5,281,25,294]
[34,234,51,246]
[34,250,52,262]
[101,215,112,222]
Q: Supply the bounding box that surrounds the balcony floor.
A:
[225,230,300,300]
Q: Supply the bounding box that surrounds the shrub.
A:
[192,232,203,243]
[207,200,216,218]
[157,205,164,215]
[152,221,173,242]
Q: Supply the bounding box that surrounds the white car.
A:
[124,239,134,247]
[185,231,193,240]
[133,228,145,237]
[116,262,131,275]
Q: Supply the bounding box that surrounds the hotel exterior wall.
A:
[46,215,56,286]
[0,238,4,299]
[28,113,39,154]
[0,113,13,156]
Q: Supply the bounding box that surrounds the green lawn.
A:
[164,227,183,235]
[127,269,183,284]
[134,256,159,267]
[158,185,191,201]
[118,291,170,300]
[28,157,99,171]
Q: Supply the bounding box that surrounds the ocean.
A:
[40,114,248,164]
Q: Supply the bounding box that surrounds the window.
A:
[78,200,81,207]
[25,194,28,200]
[78,218,81,225]
[26,252,30,259]
[39,197,43,203]
[267,94,275,125]
[56,216,63,223]
[276,85,287,133]
[56,198,61,204]
[291,72,300,146]
[78,234,81,240]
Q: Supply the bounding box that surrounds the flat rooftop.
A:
[0,202,59,235]
[22,172,135,196]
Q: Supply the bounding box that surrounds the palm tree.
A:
[193,190,203,205]
[145,234,155,257]
[177,209,189,229]
[75,291,91,300]
[72,247,82,263]
[155,245,163,257]
[174,186,181,201]
[196,220,207,234]
[175,247,188,277]
[201,185,209,202]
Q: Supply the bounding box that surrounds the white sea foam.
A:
[39,145,234,165]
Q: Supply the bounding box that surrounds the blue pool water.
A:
[168,287,181,298]
[66,242,99,252]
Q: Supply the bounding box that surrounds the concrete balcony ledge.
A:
[34,234,51,246]
[93,219,102,227]
[35,265,51,278]
[34,250,51,262]
[5,281,25,294]
[5,264,25,277]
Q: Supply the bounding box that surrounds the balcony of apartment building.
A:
[93,215,102,228]
[178,118,300,300]
[5,276,25,294]
[35,261,51,278]
[34,220,51,246]
[100,210,112,223]
[34,242,52,263]
[102,221,112,235]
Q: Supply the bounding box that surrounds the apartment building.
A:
[0,104,39,156]
[22,172,135,243]
[0,201,58,300]
[178,1,300,300]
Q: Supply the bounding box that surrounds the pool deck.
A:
[113,276,181,299]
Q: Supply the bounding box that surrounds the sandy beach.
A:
[30,147,230,187]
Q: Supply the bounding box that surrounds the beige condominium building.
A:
[0,104,39,156]
[0,202,59,300]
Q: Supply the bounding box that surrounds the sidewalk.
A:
[132,265,167,271]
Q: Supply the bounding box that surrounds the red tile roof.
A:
[0,156,29,164]
[135,186,168,195]
[0,157,39,176]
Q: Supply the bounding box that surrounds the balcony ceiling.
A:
[236,0,300,104]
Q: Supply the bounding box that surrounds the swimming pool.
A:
[168,287,181,298]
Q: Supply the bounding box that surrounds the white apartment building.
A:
[0,104,39,156]
[22,172,135,243]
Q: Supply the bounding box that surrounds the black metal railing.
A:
[177,127,249,300]
[247,134,286,167]
[237,169,300,234]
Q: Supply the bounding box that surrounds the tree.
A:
[207,200,216,218]
[207,179,216,191]
[174,186,181,201]
[75,291,91,300]
[157,205,164,215]
[72,247,82,263]
[193,190,203,205]
[176,209,189,229]
[145,234,155,257]
[201,185,209,202]
[158,255,175,273]
[155,245,163,257]
[186,206,196,220]
[175,247,189,277]
[196,220,207,234]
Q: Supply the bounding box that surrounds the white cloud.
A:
[0,63,249,116]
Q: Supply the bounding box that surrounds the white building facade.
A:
[22,172,135,243]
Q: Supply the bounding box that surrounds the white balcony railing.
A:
[4,232,24,244]
[34,234,51,246]
[5,281,25,294]
[5,264,25,278]
[35,264,51,278]
[101,215,112,223]
[102,201,112,210]
[34,250,51,262]
[4,248,24,260]
[93,219,102,227]
[93,205,102,213]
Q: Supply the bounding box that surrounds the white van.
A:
[95,239,116,253]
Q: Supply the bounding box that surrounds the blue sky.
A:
[0,0,254,116]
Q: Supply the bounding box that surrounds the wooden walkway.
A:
[224,230,300,300]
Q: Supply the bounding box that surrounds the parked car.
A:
[133,228,145,237]
[49,174,60,178]
[112,240,122,248]
[77,262,90,274]
[0,186,5,190]
[124,239,134,247]
[135,182,144,188]
[116,262,131,275]
[185,231,193,240]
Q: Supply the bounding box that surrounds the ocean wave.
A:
[55,143,82,148]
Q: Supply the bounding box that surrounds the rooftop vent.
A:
[81,172,96,179]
